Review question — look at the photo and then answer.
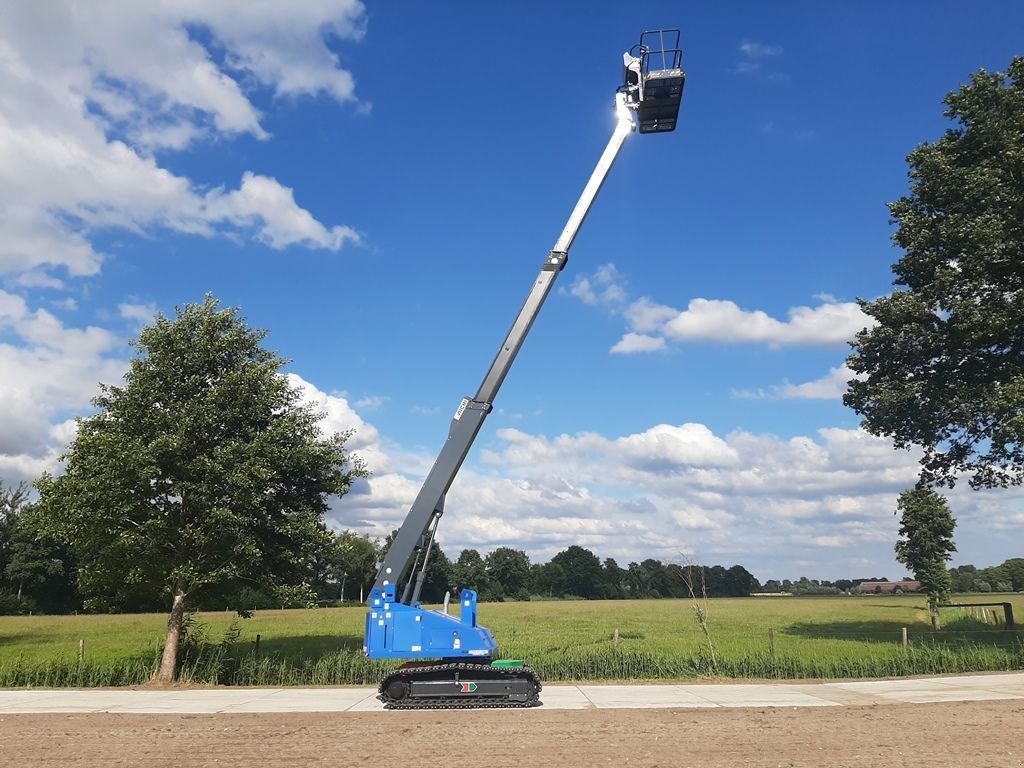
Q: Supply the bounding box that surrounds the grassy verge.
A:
[1,642,1019,687]
[1,594,1021,687]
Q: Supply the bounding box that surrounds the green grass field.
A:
[1,594,1021,686]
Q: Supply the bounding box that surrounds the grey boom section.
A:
[370,95,636,600]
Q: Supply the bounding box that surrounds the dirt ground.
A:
[0,700,1021,768]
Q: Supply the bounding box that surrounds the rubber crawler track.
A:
[378,662,543,710]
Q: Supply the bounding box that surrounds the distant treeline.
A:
[758,559,1024,596]
[3,483,1021,613]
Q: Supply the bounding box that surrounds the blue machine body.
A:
[363,583,497,660]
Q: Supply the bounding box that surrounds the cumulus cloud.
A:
[118,302,157,325]
[779,365,860,399]
[563,263,627,308]
[0,2,365,281]
[662,298,868,346]
[466,421,1024,575]
[0,290,127,483]
[733,365,862,400]
[739,41,783,60]
[610,332,666,354]
[566,265,871,354]
[5,346,1020,579]
[287,372,389,474]
[206,173,361,251]
[734,39,786,78]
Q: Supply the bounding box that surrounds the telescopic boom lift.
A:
[365,30,686,709]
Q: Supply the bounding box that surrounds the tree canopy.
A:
[894,488,957,611]
[34,296,367,678]
[845,57,1024,488]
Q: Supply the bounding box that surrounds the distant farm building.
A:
[856,580,921,594]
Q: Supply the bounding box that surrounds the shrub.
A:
[0,594,37,616]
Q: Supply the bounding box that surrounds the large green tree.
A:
[894,488,957,618]
[0,482,30,581]
[452,548,489,594]
[34,297,367,680]
[845,57,1024,488]
[484,547,531,599]
[549,546,603,599]
[332,531,381,602]
[5,511,66,602]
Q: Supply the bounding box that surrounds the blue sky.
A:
[1,2,1022,582]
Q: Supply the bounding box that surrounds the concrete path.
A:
[1,672,1023,713]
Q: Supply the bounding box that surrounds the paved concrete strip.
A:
[1,673,1022,713]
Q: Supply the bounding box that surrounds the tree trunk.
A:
[156,587,187,682]
[16,581,22,600]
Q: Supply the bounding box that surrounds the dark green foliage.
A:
[530,554,759,600]
[0,483,77,613]
[0,482,30,580]
[846,57,1024,488]
[419,545,453,603]
[895,489,957,607]
[950,558,1024,593]
[34,296,367,610]
[484,547,531,597]
[0,593,36,615]
[30,297,368,678]
[452,548,489,594]
[305,530,380,603]
[601,558,627,599]
[549,546,604,598]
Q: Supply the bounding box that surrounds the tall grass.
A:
[2,595,1022,687]
[1,639,1020,688]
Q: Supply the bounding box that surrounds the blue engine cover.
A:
[363,584,497,660]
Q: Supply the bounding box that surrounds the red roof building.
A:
[856,580,921,594]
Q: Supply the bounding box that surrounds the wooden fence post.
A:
[768,628,775,658]
[254,634,261,654]
[613,628,620,647]
[78,639,85,662]
[901,627,908,649]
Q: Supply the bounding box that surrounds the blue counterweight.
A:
[363,584,497,660]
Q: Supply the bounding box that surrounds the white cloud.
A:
[287,372,388,474]
[0,290,127,482]
[565,266,871,353]
[663,298,868,345]
[779,365,859,399]
[735,39,784,76]
[738,40,783,59]
[118,302,157,325]
[733,365,862,400]
[206,172,361,251]
[622,297,678,334]
[0,2,365,281]
[563,263,627,307]
[610,332,665,354]
[15,270,65,290]
[327,406,977,577]
[5,341,1021,580]
[611,296,870,351]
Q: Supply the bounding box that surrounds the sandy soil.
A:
[0,700,1021,767]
